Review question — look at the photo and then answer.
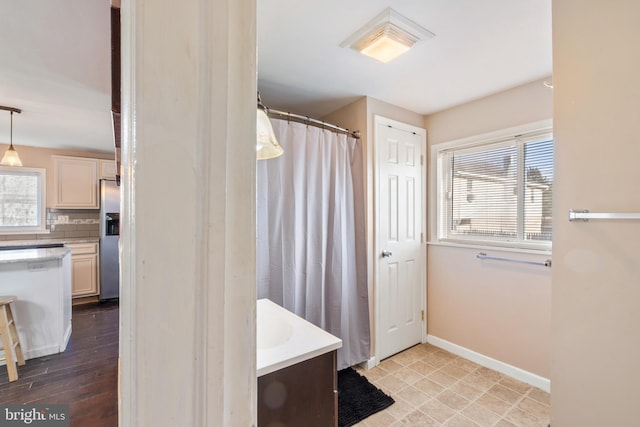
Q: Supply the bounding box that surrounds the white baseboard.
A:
[23,344,61,360]
[427,335,550,392]
[0,344,60,365]
[360,356,378,370]
[62,325,72,352]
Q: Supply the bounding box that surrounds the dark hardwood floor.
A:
[0,302,118,427]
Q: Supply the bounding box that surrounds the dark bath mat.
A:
[338,367,395,427]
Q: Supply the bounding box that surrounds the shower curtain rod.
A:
[267,108,361,139]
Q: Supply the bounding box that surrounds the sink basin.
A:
[256,299,342,377]
[257,314,293,349]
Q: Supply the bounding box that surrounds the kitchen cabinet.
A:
[66,243,100,297]
[51,155,99,209]
[99,159,117,180]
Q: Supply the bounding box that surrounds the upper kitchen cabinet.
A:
[99,159,117,180]
[51,155,99,209]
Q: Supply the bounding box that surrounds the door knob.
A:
[381,250,393,258]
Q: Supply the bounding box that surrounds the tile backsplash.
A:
[0,209,100,241]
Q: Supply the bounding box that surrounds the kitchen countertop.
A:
[0,247,72,265]
[257,298,342,377]
[0,237,99,248]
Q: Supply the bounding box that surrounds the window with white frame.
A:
[435,127,553,249]
[0,167,47,233]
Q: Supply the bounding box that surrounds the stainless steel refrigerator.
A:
[100,179,120,300]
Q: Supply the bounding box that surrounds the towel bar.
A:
[569,209,640,221]
[476,252,551,268]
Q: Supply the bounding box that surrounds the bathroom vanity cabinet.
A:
[256,299,342,427]
[258,350,336,427]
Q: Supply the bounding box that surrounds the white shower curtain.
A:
[256,119,370,370]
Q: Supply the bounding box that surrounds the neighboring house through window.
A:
[433,121,553,251]
[0,167,47,234]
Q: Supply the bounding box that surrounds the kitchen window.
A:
[0,167,47,234]
[434,125,553,250]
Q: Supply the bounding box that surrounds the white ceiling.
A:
[0,0,112,153]
[0,0,551,152]
[258,0,552,118]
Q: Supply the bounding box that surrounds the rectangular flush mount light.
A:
[340,7,435,63]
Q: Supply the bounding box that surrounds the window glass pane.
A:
[437,128,554,249]
[0,173,40,227]
[450,144,518,240]
[524,139,553,242]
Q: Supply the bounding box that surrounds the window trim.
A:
[0,166,48,234]
[429,119,553,252]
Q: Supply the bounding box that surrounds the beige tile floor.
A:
[353,344,550,427]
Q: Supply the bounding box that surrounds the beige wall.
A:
[323,96,426,361]
[427,246,552,376]
[323,97,368,152]
[552,1,640,425]
[366,97,425,130]
[0,143,114,208]
[424,78,553,378]
[425,79,553,147]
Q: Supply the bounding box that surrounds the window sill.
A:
[427,240,552,257]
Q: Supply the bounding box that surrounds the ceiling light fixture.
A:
[0,106,23,167]
[256,93,283,160]
[340,7,435,64]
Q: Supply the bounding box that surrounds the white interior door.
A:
[375,116,426,361]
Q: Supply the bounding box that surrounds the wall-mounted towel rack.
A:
[569,209,640,221]
[476,252,552,268]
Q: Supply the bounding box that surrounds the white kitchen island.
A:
[0,248,72,360]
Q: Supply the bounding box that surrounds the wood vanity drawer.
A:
[258,350,337,427]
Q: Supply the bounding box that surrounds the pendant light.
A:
[256,93,283,160]
[0,106,23,167]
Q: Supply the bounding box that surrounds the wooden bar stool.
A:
[0,296,25,382]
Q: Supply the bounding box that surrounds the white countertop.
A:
[0,237,99,248]
[0,247,71,265]
[257,298,342,377]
